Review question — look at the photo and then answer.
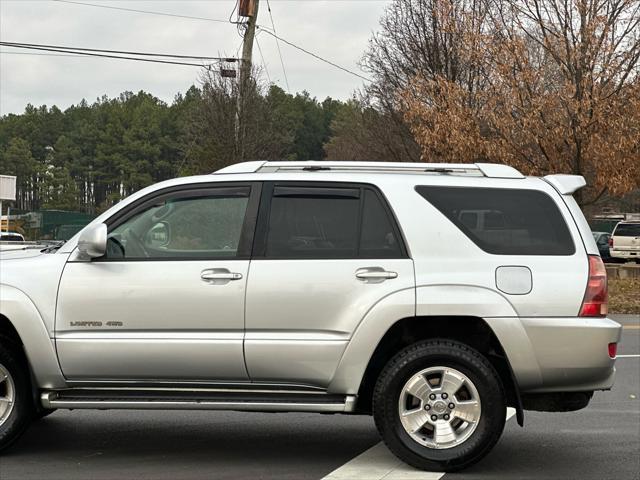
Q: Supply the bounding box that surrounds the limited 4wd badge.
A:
[69,321,123,327]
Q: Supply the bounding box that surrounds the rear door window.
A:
[415,186,575,255]
[614,224,640,237]
[261,184,405,259]
[265,187,360,258]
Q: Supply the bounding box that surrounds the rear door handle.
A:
[355,267,398,283]
[201,269,243,284]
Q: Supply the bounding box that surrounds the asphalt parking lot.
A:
[0,314,637,480]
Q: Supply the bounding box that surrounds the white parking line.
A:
[616,354,640,358]
[322,408,516,480]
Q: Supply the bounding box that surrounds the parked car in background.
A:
[0,232,24,242]
[592,231,612,262]
[609,221,640,263]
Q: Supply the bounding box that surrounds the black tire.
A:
[0,339,34,452]
[373,339,506,472]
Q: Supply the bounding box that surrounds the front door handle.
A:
[355,267,398,283]
[201,268,243,284]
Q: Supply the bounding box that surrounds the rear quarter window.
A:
[415,186,575,255]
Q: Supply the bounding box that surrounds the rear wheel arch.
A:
[355,315,523,425]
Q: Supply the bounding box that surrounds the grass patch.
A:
[608,278,640,314]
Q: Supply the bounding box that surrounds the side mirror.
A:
[145,221,171,248]
[77,223,107,259]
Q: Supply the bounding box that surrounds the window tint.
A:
[614,223,640,237]
[265,187,360,258]
[360,190,402,258]
[263,185,404,259]
[106,187,250,259]
[416,186,575,255]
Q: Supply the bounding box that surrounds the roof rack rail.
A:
[214,161,525,179]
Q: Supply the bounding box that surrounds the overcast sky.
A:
[0,0,390,115]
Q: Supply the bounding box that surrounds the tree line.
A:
[0,83,351,214]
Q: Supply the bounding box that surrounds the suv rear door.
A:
[244,182,414,388]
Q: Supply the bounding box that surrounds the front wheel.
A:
[373,339,506,472]
[0,340,34,452]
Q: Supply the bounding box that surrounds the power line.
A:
[51,0,274,32]
[255,36,272,84]
[51,0,371,83]
[265,0,290,92]
[0,51,86,58]
[0,42,214,68]
[1,41,236,62]
[52,0,231,24]
[257,27,372,82]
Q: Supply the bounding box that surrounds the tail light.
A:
[579,255,608,317]
[608,237,613,247]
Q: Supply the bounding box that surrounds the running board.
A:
[41,389,357,413]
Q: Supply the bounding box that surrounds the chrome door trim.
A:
[62,380,328,392]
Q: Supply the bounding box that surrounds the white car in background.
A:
[0,232,26,251]
[0,232,24,242]
[609,221,640,263]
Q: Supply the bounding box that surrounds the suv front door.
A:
[55,183,260,382]
[244,182,415,388]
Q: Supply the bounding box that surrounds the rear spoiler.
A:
[543,174,586,195]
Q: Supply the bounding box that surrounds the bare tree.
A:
[363,0,492,103]
[328,0,496,163]
[183,66,294,174]
[324,94,421,162]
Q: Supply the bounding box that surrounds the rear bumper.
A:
[488,316,622,393]
[611,249,640,259]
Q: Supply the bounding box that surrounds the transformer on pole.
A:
[238,0,257,17]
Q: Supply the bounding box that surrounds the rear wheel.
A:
[0,340,34,452]
[373,339,506,472]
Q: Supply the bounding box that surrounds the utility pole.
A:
[236,0,260,162]
[240,0,259,88]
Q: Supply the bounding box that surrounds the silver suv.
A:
[0,161,622,471]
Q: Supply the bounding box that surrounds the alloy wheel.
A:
[398,366,481,449]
